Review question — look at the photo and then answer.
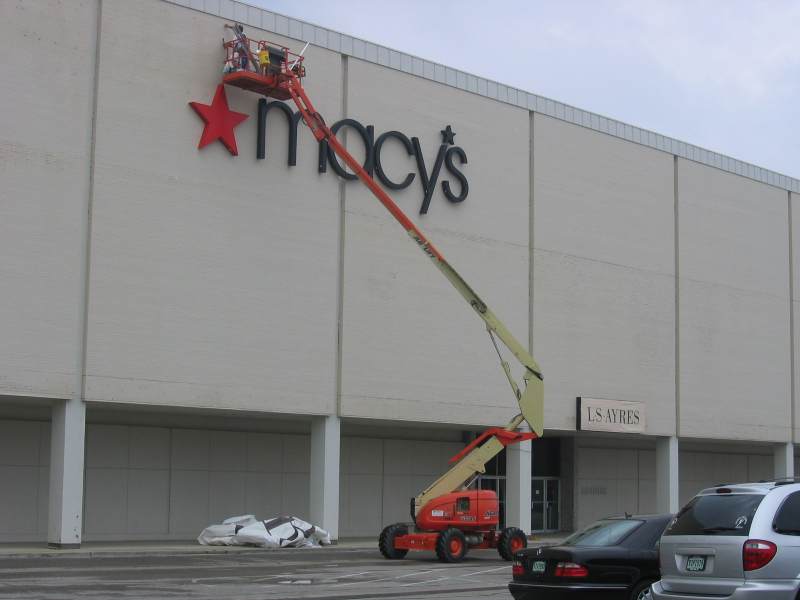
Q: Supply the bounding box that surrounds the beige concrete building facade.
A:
[1,0,798,545]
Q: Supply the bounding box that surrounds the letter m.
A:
[257,99,302,166]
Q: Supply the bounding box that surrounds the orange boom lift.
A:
[218,27,544,562]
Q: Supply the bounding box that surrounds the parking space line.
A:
[400,576,450,587]
[396,569,439,578]
[336,571,373,579]
[461,565,509,577]
[334,567,442,587]
[248,573,295,583]
[335,575,394,587]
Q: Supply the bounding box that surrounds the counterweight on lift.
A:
[218,26,544,562]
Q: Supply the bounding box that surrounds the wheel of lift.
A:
[498,526,527,561]
[378,523,409,559]
[435,528,468,563]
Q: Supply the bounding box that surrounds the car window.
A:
[651,520,671,548]
[665,494,764,536]
[773,491,800,535]
[562,519,643,546]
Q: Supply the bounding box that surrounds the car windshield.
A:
[665,493,764,536]
[562,519,643,546]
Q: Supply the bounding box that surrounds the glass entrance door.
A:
[532,477,560,532]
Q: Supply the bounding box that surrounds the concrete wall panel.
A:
[86,425,129,468]
[169,470,209,535]
[246,433,284,473]
[245,473,283,517]
[85,468,128,535]
[339,437,383,536]
[130,428,170,469]
[209,471,246,521]
[678,160,790,441]
[679,449,772,504]
[0,467,40,537]
[81,424,312,540]
[341,58,530,427]
[533,115,675,434]
[0,420,44,466]
[84,0,341,415]
[127,469,170,534]
[0,420,50,541]
[0,0,96,398]
[535,251,675,432]
[281,473,310,517]
[575,445,656,529]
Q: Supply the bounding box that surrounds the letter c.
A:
[374,131,416,190]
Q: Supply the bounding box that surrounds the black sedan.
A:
[509,514,672,600]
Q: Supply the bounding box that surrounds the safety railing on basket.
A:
[221,29,305,79]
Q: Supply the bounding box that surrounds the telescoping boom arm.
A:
[270,63,544,515]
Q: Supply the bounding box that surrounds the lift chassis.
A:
[218,30,545,563]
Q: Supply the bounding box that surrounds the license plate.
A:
[686,556,706,572]
[532,560,546,573]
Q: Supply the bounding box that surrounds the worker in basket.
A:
[232,23,249,71]
[258,44,271,75]
[223,52,237,74]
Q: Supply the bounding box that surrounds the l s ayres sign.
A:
[576,397,646,434]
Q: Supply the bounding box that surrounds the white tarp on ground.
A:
[197,515,332,548]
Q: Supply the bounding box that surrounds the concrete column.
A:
[774,442,795,480]
[505,427,532,533]
[656,436,679,514]
[310,415,340,541]
[48,399,86,548]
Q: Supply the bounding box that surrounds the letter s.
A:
[442,146,468,203]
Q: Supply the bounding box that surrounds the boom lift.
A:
[216,28,544,563]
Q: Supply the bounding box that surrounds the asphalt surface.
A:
[0,546,515,600]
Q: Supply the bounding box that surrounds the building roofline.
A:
[165,0,799,194]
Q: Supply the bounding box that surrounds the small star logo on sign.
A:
[189,84,248,156]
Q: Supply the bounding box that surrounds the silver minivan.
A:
[651,481,800,600]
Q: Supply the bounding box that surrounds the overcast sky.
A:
[252,0,798,180]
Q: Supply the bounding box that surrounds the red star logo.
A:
[189,84,248,156]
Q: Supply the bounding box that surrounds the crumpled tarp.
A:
[197,514,332,548]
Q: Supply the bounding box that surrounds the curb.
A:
[0,543,380,560]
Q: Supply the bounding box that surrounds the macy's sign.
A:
[190,85,469,215]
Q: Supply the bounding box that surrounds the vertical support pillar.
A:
[774,442,795,480]
[46,0,100,550]
[656,436,679,514]
[505,425,532,533]
[48,399,86,548]
[310,415,340,541]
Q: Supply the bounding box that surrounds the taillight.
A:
[554,562,589,578]
[743,539,777,571]
[512,560,524,576]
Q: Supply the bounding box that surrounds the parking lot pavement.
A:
[0,546,514,600]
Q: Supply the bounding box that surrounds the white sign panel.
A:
[577,397,646,433]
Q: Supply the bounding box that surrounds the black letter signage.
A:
[256,101,468,215]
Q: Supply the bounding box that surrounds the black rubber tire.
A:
[497,526,528,561]
[630,579,655,600]
[435,528,468,563]
[378,523,409,559]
